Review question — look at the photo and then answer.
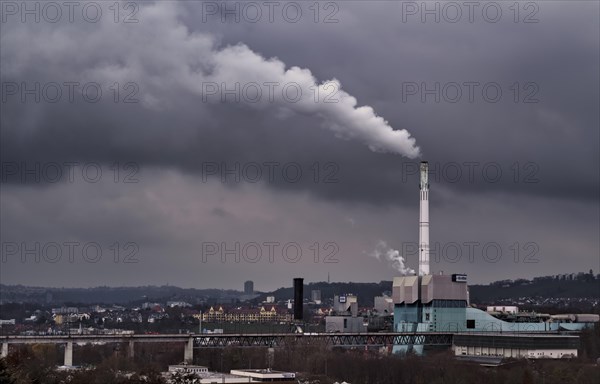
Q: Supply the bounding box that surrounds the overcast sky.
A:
[1,1,598,291]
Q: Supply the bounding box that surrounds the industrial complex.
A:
[390,161,598,358]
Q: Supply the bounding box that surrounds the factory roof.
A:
[453,333,579,349]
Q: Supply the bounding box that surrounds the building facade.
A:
[202,306,292,323]
[452,333,579,359]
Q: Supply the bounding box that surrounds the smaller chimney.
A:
[293,278,304,320]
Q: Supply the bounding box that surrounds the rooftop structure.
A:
[230,369,296,381]
[167,365,296,383]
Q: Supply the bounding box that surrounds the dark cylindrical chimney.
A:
[293,278,304,320]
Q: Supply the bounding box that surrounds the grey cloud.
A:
[1,172,597,289]
[0,1,598,287]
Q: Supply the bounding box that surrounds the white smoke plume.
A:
[208,45,421,157]
[2,1,420,158]
[368,240,415,275]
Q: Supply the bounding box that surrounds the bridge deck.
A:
[1,332,454,347]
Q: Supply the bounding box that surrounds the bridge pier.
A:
[184,336,194,363]
[64,341,73,366]
[1,343,8,358]
[128,340,135,360]
[267,347,274,368]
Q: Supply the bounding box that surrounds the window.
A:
[425,313,430,321]
[466,320,475,329]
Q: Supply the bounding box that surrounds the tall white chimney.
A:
[419,161,430,276]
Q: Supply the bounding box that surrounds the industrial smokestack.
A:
[419,161,430,276]
[293,278,304,320]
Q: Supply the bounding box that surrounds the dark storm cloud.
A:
[2,1,597,205]
[0,1,598,288]
[1,173,597,288]
[180,0,599,203]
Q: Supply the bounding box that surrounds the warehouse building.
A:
[452,333,579,359]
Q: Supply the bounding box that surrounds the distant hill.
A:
[468,274,599,303]
[0,285,244,305]
[257,274,599,307]
[1,272,597,307]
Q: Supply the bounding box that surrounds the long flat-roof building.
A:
[452,333,579,360]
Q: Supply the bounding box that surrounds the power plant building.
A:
[393,273,469,333]
[325,294,365,332]
[374,295,393,314]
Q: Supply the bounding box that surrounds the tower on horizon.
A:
[244,280,254,295]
